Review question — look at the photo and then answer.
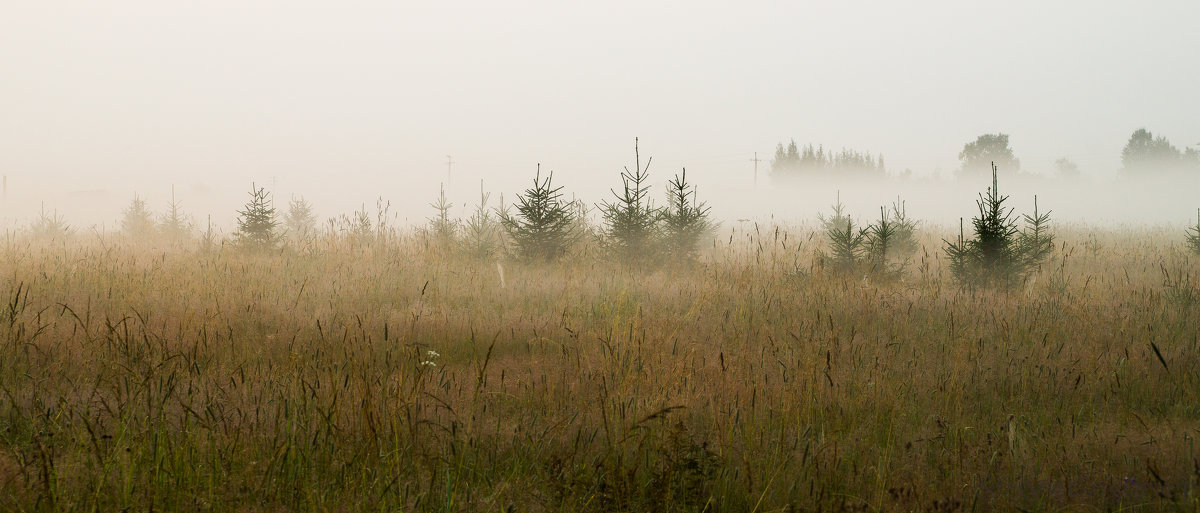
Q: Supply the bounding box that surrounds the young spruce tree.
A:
[599,138,659,264]
[500,165,576,261]
[121,194,157,239]
[817,192,851,233]
[30,204,71,240]
[1186,208,1200,255]
[660,168,713,261]
[461,181,501,259]
[886,198,920,258]
[428,183,457,248]
[868,206,896,266]
[819,194,866,272]
[159,187,192,241]
[284,196,317,246]
[334,204,375,247]
[234,183,281,251]
[826,218,869,272]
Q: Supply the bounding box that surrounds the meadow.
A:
[0,222,1197,512]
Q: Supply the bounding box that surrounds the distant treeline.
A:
[771,127,1200,181]
[770,140,885,179]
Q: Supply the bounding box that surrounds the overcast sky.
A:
[1,1,1197,226]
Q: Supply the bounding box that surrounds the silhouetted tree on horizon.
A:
[959,133,1019,176]
[1120,128,1200,176]
[1055,157,1081,179]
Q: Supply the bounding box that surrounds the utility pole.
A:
[445,155,455,186]
[750,152,762,189]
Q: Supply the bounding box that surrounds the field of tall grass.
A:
[0,223,1197,511]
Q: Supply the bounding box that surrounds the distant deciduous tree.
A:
[959,133,1019,176]
[1120,128,1200,175]
[1054,158,1080,179]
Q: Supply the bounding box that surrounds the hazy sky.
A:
[2,1,1198,226]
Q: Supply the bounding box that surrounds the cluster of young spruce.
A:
[943,164,1055,288]
[176,140,717,265]
[817,193,919,277]
[444,139,715,265]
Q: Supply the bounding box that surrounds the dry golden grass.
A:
[0,224,1197,512]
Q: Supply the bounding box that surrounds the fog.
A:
[2,1,1198,231]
